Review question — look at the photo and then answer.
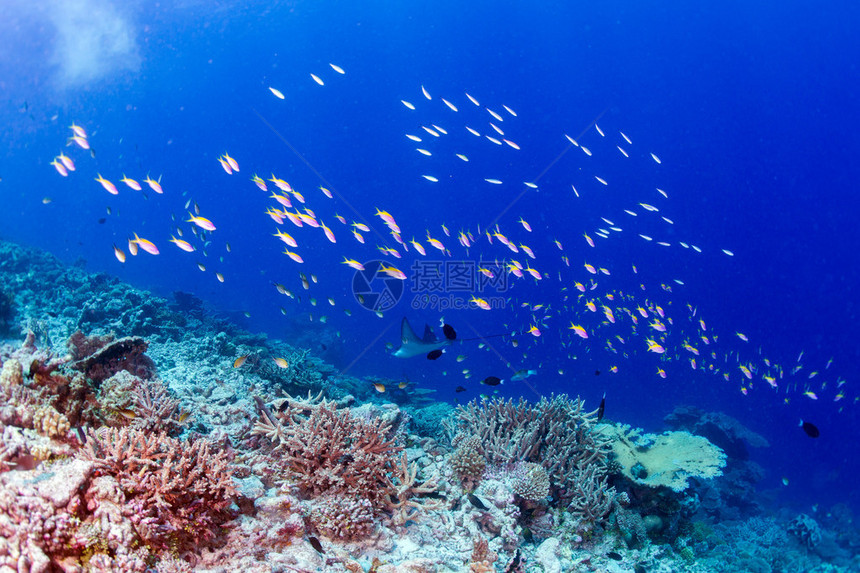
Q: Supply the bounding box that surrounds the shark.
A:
[392,317,457,359]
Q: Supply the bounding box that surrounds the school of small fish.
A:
[45,67,851,410]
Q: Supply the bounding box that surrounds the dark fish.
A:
[607,551,622,561]
[481,376,502,386]
[443,323,457,340]
[597,392,606,421]
[307,535,324,554]
[801,420,820,438]
[594,369,601,376]
[466,492,488,510]
[427,349,443,360]
[521,526,533,543]
[634,564,648,573]
[74,426,87,445]
[98,218,106,224]
[455,386,467,393]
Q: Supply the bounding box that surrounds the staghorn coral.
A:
[79,426,237,552]
[251,394,440,529]
[384,451,443,525]
[251,395,399,510]
[443,394,615,525]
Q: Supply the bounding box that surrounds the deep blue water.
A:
[1,0,858,516]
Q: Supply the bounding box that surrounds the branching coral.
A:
[443,394,615,525]
[79,426,237,551]
[383,451,443,525]
[251,394,440,532]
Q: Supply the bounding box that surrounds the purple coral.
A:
[443,394,615,525]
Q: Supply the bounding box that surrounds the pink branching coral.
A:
[79,426,237,551]
[251,395,440,532]
[253,395,400,508]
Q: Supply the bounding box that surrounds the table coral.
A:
[601,424,727,492]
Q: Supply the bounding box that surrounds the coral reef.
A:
[250,393,441,534]
[1,238,858,572]
[443,395,614,514]
[788,513,822,549]
[600,423,727,492]
[663,405,769,460]
[79,426,237,551]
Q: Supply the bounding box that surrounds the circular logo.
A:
[351,260,404,312]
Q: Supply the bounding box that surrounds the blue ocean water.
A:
[1,0,858,523]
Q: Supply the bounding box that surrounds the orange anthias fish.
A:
[569,323,588,339]
[379,265,407,280]
[222,153,239,172]
[51,159,68,177]
[283,249,304,263]
[57,153,75,171]
[120,175,142,191]
[646,339,665,354]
